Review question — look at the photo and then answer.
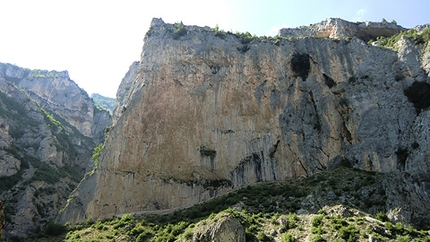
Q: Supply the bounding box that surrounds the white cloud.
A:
[353,8,367,22]
[265,23,288,37]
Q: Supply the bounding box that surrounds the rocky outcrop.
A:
[60,18,430,227]
[112,61,140,125]
[191,213,245,242]
[279,18,405,41]
[0,63,111,240]
[0,63,111,144]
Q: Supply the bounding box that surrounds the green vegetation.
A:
[283,233,295,242]
[368,26,430,50]
[235,31,257,44]
[91,93,115,114]
[89,143,104,175]
[375,211,389,222]
[173,21,187,39]
[27,166,430,241]
[0,90,39,138]
[0,90,84,188]
[91,143,103,166]
[35,101,83,157]
[28,70,60,78]
[212,24,226,38]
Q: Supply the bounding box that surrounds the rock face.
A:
[191,213,245,242]
[112,61,140,125]
[91,93,116,115]
[279,18,405,41]
[60,18,430,227]
[0,63,111,144]
[0,63,111,240]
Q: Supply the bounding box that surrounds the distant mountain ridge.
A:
[91,93,116,114]
[0,62,112,240]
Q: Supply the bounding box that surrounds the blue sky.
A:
[0,0,429,98]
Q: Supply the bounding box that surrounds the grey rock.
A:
[395,36,427,82]
[0,63,112,144]
[326,191,337,200]
[61,18,430,229]
[192,213,245,242]
[112,61,140,125]
[297,209,309,215]
[279,18,405,41]
[0,63,110,240]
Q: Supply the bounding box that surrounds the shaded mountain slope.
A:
[0,63,112,240]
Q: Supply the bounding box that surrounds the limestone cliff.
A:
[0,63,111,144]
[112,61,140,125]
[0,63,111,240]
[279,18,405,41]
[60,18,430,227]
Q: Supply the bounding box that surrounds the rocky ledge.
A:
[279,18,406,41]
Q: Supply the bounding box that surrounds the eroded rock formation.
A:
[60,18,430,227]
[279,18,405,41]
[0,63,112,240]
[191,212,245,242]
[113,61,140,125]
[0,63,111,144]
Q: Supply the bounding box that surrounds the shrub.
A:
[212,24,226,38]
[370,26,430,48]
[129,225,145,236]
[121,213,134,222]
[338,224,359,240]
[182,229,193,240]
[395,222,404,232]
[246,224,258,234]
[84,216,94,226]
[173,21,187,39]
[286,213,298,229]
[375,212,388,222]
[312,215,324,227]
[331,217,348,230]
[95,221,105,230]
[385,221,394,231]
[170,221,189,236]
[91,143,104,166]
[256,231,272,242]
[311,225,323,235]
[235,31,255,44]
[312,234,326,242]
[397,235,410,242]
[283,233,295,242]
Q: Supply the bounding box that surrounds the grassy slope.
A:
[26,166,430,241]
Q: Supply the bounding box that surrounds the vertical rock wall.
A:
[60,19,430,226]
